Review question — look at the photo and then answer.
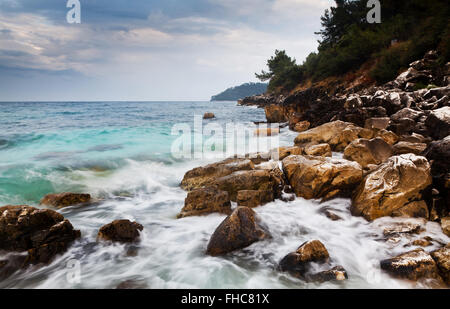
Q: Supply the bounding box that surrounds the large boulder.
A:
[426,107,450,140]
[392,142,427,156]
[178,186,231,218]
[282,155,363,200]
[181,158,254,191]
[206,207,268,256]
[40,192,91,209]
[380,249,442,282]
[213,169,283,201]
[236,190,274,208]
[431,246,450,285]
[265,105,287,123]
[0,205,80,265]
[343,138,393,168]
[279,240,329,277]
[294,121,373,151]
[351,154,432,221]
[97,220,143,243]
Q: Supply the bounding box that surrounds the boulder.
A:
[293,121,311,133]
[213,169,283,201]
[206,207,268,256]
[97,220,143,243]
[426,107,450,140]
[380,249,442,282]
[304,143,332,157]
[391,201,429,219]
[40,192,91,208]
[375,129,399,145]
[441,218,450,237]
[178,186,232,218]
[364,117,390,131]
[282,155,363,200]
[392,142,427,155]
[343,138,393,169]
[391,108,423,123]
[431,246,450,285]
[237,190,274,208]
[254,128,280,136]
[203,112,215,119]
[0,205,80,265]
[294,121,373,151]
[265,105,287,123]
[351,154,432,221]
[181,158,254,191]
[278,146,304,161]
[288,113,303,130]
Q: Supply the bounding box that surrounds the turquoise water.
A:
[0,101,448,289]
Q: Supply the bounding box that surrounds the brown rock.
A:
[181,158,254,191]
[431,246,450,285]
[411,238,433,247]
[376,129,399,145]
[391,201,429,219]
[40,193,91,208]
[351,154,432,221]
[237,190,274,208]
[306,266,348,283]
[0,205,80,265]
[206,207,268,256]
[442,217,450,237]
[178,186,231,218]
[304,143,332,157]
[97,220,143,243]
[365,117,390,131]
[282,155,363,200]
[293,121,311,133]
[277,146,304,161]
[392,142,427,155]
[344,138,393,168]
[382,221,422,237]
[265,105,287,123]
[426,106,450,140]
[203,112,215,119]
[380,249,442,281]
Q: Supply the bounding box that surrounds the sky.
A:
[0,0,333,101]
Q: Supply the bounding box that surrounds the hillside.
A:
[211,82,267,101]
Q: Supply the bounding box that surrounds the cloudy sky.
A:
[0,0,333,101]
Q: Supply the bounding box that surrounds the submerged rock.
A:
[97,220,143,243]
[306,266,349,283]
[0,205,80,266]
[351,154,432,221]
[178,186,232,218]
[430,246,450,285]
[206,207,268,256]
[380,249,442,282]
[282,155,363,200]
[344,137,393,168]
[203,112,215,119]
[40,192,91,208]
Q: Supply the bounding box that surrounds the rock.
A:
[400,133,429,144]
[203,112,215,119]
[306,266,349,283]
[40,193,91,208]
[116,279,149,289]
[288,113,303,130]
[178,186,232,218]
[213,169,283,201]
[282,155,363,200]
[181,158,254,191]
[265,105,287,123]
[391,108,423,123]
[376,129,399,145]
[97,220,143,243]
[392,142,427,155]
[364,117,390,131]
[382,221,422,237]
[321,209,343,221]
[206,207,268,256]
[411,237,433,247]
[380,249,442,281]
[0,205,80,265]
[430,246,450,285]
[279,240,330,278]
[426,107,450,140]
[237,190,274,208]
[278,146,304,160]
[343,138,393,169]
[294,121,373,151]
[254,128,280,136]
[391,201,429,219]
[351,154,432,221]
[304,143,332,157]
[442,218,450,237]
[293,121,311,133]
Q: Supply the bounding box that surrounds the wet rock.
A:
[294,121,373,151]
[237,190,274,208]
[265,105,287,123]
[206,207,268,256]
[411,238,433,247]
[278,146,304,160]
[306,266,348,283]
[213,169,283,201]
[293,121,310,133]
[254,128,280,136]
[382,221,422,237]
[380,249,442,282]
[344,138,393,169]
[203,112,215,119]
[282,155,363,200]
[181,158,255,191]
[304,143,332,157]
[351,154,432,221]
[430,246,450,285]
[116,279,149,289]
[392,142,427,155]
[40,192,91,209]
[178,186,232,218]
[391,201,429,219]
[364,117,390,131]
[441,218,450,237]
[0,205,80,266]
[321,209,343,221]
[97,220,143,243]
[426,107,450,140]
